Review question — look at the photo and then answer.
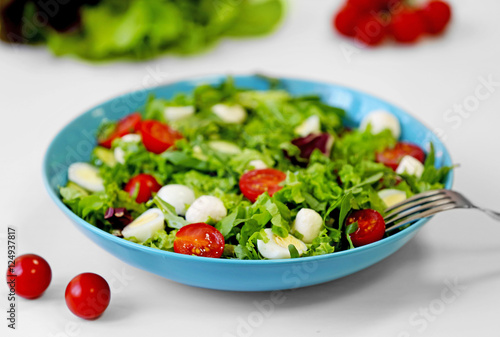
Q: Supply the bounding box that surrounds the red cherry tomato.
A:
[98,113,142,149]
[420,1,452,35]
[354,14,387,46]
[376,142,426,170]
[65,273,110,320]
[346,209,386,247]
[239,168,287,203]
[124,173,161,203]
[390,10,426,43]
[139,120,182,154]
[174,223,225,258]
[347,0,388,12]
[334,5,363,37]
[6,254,51,299]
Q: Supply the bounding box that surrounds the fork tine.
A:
[385,195,452,219]
[385,198,455,224]
[385,203,457,232]
[384,196,453,222]
[384,199,456,225]
[385,190,447,213]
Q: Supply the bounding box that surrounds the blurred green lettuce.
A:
[1,0,285,61]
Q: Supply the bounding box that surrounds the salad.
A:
[60,77,451,260]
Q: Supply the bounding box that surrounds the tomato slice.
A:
[376,142,426,170]
[98,113,142,149]
[239,168,287,203]
[346,209,386,247]
[174,223,225,258]
[139,120,182,154]
[124,173,161,203]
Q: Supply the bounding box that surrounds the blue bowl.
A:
[43,75,453,291]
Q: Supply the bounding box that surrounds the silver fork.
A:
[384,189,500,232]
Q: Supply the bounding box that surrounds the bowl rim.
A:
[42,73,454,266]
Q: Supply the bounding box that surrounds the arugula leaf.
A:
[338,192,354,231]
[288,244,300,259]
[152,196,188,229]
[216,207,246,239]
[345,221,359,235]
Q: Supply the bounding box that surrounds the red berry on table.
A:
[354,14,387,46]
[420,0,452,35]
[334,5,363,37]
[65,273,111,320]
[390,10,426,43]
[347,0,388,12]
[6,254,52,299]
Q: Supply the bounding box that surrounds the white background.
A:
[2,0,500,336]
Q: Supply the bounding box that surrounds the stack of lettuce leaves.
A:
[0,0,284,61]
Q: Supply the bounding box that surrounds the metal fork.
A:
[384,189,500,232]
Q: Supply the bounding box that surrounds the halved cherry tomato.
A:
[139,120,182,154]
[174,223,225,258]
[6,254,51,299]
[98,113,141,149]
[239,168,287,203]
[346,209,385,247]
[376,142,425,170]
[65,273,110,320]
[124,173,161,203]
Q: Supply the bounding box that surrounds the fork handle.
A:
[480,208,500,221]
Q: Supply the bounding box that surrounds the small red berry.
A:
[390,10,425,43]
[354,14,387,46]
[334,5,363,37]
[347,0,388,12]
[6,254,52,299]
[420,0,452,35]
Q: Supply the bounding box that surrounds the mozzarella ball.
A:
[292,208,323,243]
[157,184,196,216]
[120,134,142,143]
[185,196,227,223]
[211,104,247,124]
[113,134,142,164]
[360,110,401,139]
[396,155,425,178]
[295,115,321,137]
[248,159,268,170]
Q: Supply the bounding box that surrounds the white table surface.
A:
[2,0,500,336]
